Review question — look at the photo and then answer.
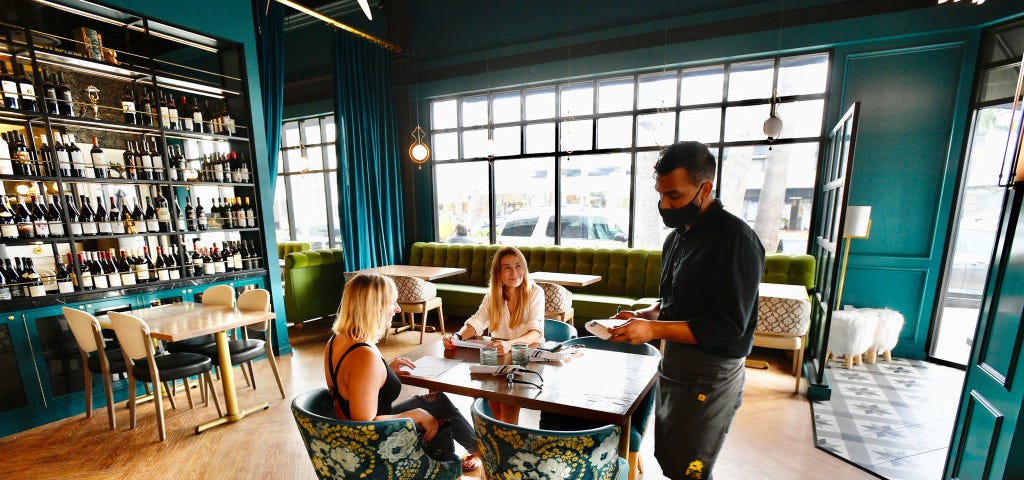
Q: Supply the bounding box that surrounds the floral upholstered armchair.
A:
[292,388,461,480]
[471,398,627,480]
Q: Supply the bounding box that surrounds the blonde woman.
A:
[325,273,480,470]
[442,246,545,423]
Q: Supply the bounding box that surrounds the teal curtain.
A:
[333,32,405,270]
[257,1,284,190]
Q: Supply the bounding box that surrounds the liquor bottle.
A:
[94,195,111,235]
[191,96,204,132]
[179,96,193,131]
[221,102,235,135]
[0,196,17,239]
[55,133,72,177]
[172,194,184,231]
[90,137,107,178]
[195,197,207,231]
[0,259,10,301]
[12,132,34,176]
[239,240,251,270]
[158,92,170,129]
[139,88,152,126]
[184,196,195,231]
[15,196,33,239]
[167,143,179,182]
[42,70,59,115]
[4,258,23,299]
[14,63,36,113]
[0,133,12,175]
[123,140,137,180]
[121,86,136,124]
[132,198,148,233]
[75,253,92,291]
[104,250,122,288]
[249,240,262,269]
[64,194,82,237]
[118,250,136,286]
[167,246,181,280]
[37,134,53,177]
[144,196,159,233]
[1,62,20,109]
[89,252,109,290]
[23,258,45,297]
[213,153,225,182]
[67,134,86,178]
[107,196,123,235]
[190,239,203,276]
[174,144,187,181]
[143,246,157,282]
[244,197,256,227]
[56,72,74,117]
[154,246,169,281]
[148,140,164,181]
[203,247,217,275]
[30,195,49,238]
[132,248,149,283]
[154,188,171,233]
[231,241,243,271]
[55,254,74,293]
[46,196,64,237]
[167,94,179,129]
[78,195,98,236]
[136,140,152,180]
[238,152,250,183]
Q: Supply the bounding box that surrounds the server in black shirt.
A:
[609,141,765,480]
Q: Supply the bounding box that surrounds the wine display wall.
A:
[0,1,266,311]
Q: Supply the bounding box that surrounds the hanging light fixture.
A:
[356,0,372,20]
[409,125,430,167]
[763,0,785,150]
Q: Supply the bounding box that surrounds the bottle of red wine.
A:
[103,250,121,288]
[90,136,107,179]
[78,195,98,236]
[14,62,37,113]
[64,194,82,237]
[55,133,72,177]
[94,195,111,235]
[15,196,33,239]
[143,246,158,282]
[196,197,207,231]
[55,254,74,293]
[118,250,136,286]
[89,252,109,290]
[42,70,59,115]
[30,195,49,239]
[0,62,20,109]
[139,88,152,126]
[154,188,171,233]
[144,196,159,233]
[108,196,124,235]
[46,196,64,237]
[56,72,73,117]
[123,141,137,180]
[0,196,18,240]
[121,86,136,124]
[23,258,45,297]
[131,198,148,234]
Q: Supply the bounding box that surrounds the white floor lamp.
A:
[836,206,872,310]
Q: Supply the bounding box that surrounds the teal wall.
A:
[108,0,290,354]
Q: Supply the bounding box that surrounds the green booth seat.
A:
[283,248,345,327]
[277,241,312,260]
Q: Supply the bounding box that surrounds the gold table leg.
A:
[745,359,770,369]
[195,330,269,434]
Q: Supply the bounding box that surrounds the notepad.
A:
[451,337,492,349]
[408,356,462,377]
[585,319,626,340]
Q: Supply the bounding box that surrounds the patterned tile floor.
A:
[811,357,964,480]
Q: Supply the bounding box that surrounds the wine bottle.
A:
[118,250,136,286]
[23,258,45,297]
[158,93,170,129]
[154,188,171,233]
[79,195,98,236]
[143,196,159,233]
[138,88,152,126]
[136,140,152,180]
[0,259,11,301]
[250,240,262,269]
[14,63,36,113]
[90,136,107,179]
[75,253,91,291]
[174,144,186,181]
[56,72,74,117]
[184,196,195,231]
[191,96,204,132]
[143,246,157,282]
[15,196,33,239]
[221,102,235,135]
[191,239,204,277]
[55,254,74,293]
[55,133,72,177]
[167,246,181,280]
[64,194,82,237]
[132,198,148,233]
[179,96,193,131]
[108,196,124,234]
[94,195,111,235]
[244,197,256,227]
[121,86,136,124]
[172,194,184,231]
[67,134,86,178]
[46,196,64,237]
[42,70,59,115]
[89,252,109,290]
[0,133,12,175]
[37,134,54,177]
[4,258,23,299]
[153,246,169,281]
[167,143,179,182]
[123,140,137,180]
[203,247,216,275]
[0,62,20,109]
[12,132,34,176]
[148,139,164,181]
[0,196,18,239]
[167,94,179,129]
[231,241,243,271]
[132,248,149,283]
[30,195,49,238]
[104,250,122,288]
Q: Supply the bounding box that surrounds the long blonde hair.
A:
[486,246,533,332]
[332,273,396,343]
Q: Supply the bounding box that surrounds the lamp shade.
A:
[844,206,872,238]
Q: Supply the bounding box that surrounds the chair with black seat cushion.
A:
[543,318,578,342]
[199,288,285,398]
[166,284,235,398]
[292,387,462,480]
[542,336,661,480]
[108,311,221,441]
[472,397,627,480]
[62,307,128,430]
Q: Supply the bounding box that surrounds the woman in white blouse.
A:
[443,245,545,423]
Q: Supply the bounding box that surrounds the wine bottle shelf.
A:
[0,172,63,182]
[170,180,255,188]
[0,106,39,122]
[2,227,262,244]
[161,128,248,143]
[0,172,254,188]
[44,115,162,135]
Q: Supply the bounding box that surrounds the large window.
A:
[273,115,340,249]
[430,53,829,252]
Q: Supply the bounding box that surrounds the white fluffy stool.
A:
[862,308,904,363]
[827,309,877,368]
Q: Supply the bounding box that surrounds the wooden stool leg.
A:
[884,350,892,361]
[844,355,853,369]
[866,349,877,364]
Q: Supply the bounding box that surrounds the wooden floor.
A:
[0,320,876,480]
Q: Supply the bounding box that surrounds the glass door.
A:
[931,22,1024,365]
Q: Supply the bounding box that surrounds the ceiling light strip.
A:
[274,0,400,53]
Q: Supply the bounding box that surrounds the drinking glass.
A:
[511,342,529,366]
[479,345,499,366]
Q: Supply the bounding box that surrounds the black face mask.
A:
[659,183,706,230]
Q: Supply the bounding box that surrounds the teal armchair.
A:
[292,388,462,480]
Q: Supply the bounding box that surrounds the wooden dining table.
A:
[97,302,276,434]
[531,271,602,287]
[399,340,660,459]
[345,264,467,281]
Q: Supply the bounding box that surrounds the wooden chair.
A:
[392,275,444,344]
[108,311,221,441]
[472,397,627,480]
[198,288,285,398]
[292,388,461,479]
[62,307,128,429]
[537,281,574,324]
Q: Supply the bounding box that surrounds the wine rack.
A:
[0,1,267,313]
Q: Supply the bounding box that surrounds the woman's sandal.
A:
[461,453,482,471]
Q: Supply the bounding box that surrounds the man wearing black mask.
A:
[608,141,764,480]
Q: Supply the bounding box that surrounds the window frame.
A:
[275,114,340,249]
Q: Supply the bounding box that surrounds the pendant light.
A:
[409,125,430,167]
[763,0,785,150]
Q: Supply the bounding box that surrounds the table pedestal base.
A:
[195,402,270,434]
[745,359,770,369]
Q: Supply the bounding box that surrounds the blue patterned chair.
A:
[472,397,628,480]
[544,318,579,342]
[291,388,462,480]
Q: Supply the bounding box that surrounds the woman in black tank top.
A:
[324,274,480,470]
